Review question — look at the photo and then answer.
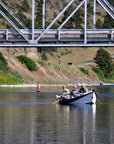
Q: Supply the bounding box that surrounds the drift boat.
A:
[56,92,97,105]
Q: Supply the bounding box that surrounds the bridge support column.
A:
[93,0,96,29]
[32,0,35,43]
[84,0,87,44]
[58,29,60,41]
[42,0,45,29]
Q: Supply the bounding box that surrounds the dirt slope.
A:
[1,47,113,85]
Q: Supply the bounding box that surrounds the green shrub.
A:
[93,67,104,80]
[48,62,54,69]
[93,66,114,83]
[47,62,59,69]
[0,52,8,72]
[0,73,23,85]
[0,62,8,72]
[41,53,48,61]
[17,55,37,71]
[38,60,44,67]
[79,67,89,75]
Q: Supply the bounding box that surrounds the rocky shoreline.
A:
[0,82,106,88]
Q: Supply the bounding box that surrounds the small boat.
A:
[56,92,97,105]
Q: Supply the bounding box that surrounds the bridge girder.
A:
[0,0,114,47]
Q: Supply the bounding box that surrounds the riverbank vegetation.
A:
[0,52,23,85]
[93,48,114,83]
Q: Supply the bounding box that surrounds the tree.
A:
[16,8,32,29]
[62,10,73,29]
[102,14,114,29]
[108,0,114,7]
[96,19,102,29]
[0,52,8,72]
[94,47,113,78]
[21,0,30,13]
[35,0,43,29]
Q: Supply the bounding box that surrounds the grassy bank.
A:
[0,73,23,85]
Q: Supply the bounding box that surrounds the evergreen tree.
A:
[102,14,114,29]
[62,7,83,29]
[108,0,114,7]
[21,0,30,13]
[35,0,43,29]
[94,47,113,78]
[96,19,102,29]
[73,10,83,29]
[0,52,8,72]
[16,8,32,29]
[62,9,73,29]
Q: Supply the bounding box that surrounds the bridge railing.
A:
[0,0,114,47]
[0,29,113,42]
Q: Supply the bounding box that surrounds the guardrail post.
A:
[111,29,113,41]
[6,30,8,41]
[58,29,60,41]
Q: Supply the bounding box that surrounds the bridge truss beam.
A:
[0,0,114,47]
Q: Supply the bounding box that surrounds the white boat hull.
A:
[70,92,96,104]
[57,92,97,105]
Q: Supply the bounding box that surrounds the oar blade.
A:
[97,99,102,104]
[52,99,59,104]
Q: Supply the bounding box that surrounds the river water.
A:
[0,85,114,144]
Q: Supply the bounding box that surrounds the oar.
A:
[95,91,102,104]
[97,98,102,104]
[52,99,59,104]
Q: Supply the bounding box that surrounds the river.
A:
[0,85,114,144]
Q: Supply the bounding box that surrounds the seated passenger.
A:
[79,84,88,94]
[62,85,69,95]
[89,88,93,92]
[70,85,78,98]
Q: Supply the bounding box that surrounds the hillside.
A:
[1,0,112,29]
[0,47,113,85]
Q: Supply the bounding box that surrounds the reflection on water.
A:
[0,86,114,144]
[56,104,96,144]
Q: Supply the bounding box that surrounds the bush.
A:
[38,60,44,67]
[0,52,8,72]
[41,53,48,61]
[0,73,23,85]
[79,67,89,75]
[93,66,114,83]
[17,55,37,71]
[93,67,104,80]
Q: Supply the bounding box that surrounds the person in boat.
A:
[89,88,93,92]
[70,85,78,98]
[37,83,40,93]
[62,85,69,95]
[79,84,88,94]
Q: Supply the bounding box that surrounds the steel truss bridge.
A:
[0,0,114,47]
